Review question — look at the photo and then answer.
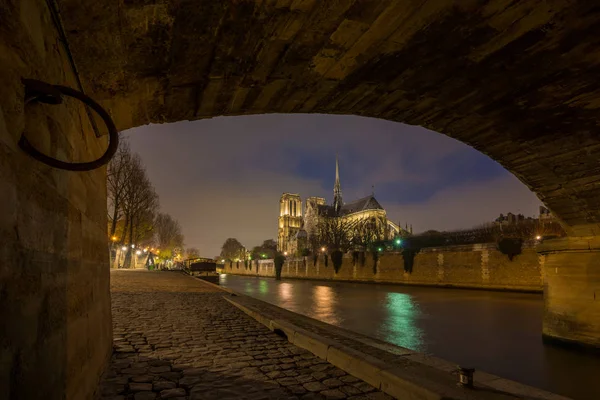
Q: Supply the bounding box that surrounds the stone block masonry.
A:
[1,1,112,399]
[102,270,394,399]
[223,243,543,292]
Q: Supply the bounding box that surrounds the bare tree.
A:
[404,218,566,250]
[107,142,159,249]
[185,247,201,259]
[155,213,184,258]
[315,217,354,252]
[121,155,159,248]
[350,216,387,250]
[107,140,134,239]
[220,238,245,260]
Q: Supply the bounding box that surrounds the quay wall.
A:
[221,243,543,292]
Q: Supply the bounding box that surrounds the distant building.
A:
[277,157,410,254]
[495,206,553,226]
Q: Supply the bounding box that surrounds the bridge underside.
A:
[61,0,600,235]
[1,0,600,398]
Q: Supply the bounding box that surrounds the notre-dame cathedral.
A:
[277,157,411,254]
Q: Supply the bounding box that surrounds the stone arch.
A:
[3,2,600,398]
[60,0,600,236]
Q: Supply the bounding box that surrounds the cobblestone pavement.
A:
[99,270,393,400]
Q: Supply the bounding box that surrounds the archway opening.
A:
[121,113,545,258]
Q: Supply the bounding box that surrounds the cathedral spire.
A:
[333,155,343,214]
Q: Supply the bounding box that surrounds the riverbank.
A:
[221,243,543,293]
[200,274,570,400]
[219,274,600,399]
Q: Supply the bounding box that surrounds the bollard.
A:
[457,366,475,388]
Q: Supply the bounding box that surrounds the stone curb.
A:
[182,271,237,294]
[222,295,572,400]
[224,296,445,400]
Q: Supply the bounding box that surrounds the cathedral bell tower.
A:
[277,193,303,253]
[333,156,343,214]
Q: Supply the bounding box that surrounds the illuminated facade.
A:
[277,157,410,254]
[277,193,303,253]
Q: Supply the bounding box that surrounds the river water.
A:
[219,274,600,400]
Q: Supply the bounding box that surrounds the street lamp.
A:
[111,236,117,242]
[136,250,141,255]
[536,235,541,240]
[284,251,288,256]
[121,246,127,251]
[321,247,326,252]
[143,249,148,253]
[131,244,135,248]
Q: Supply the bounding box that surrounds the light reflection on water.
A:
[244,280,254,294]
[278,282,292,301]
[312,285,339,325]
[381,292,424,352]
[259,280,268,294]
[219,274,600,400]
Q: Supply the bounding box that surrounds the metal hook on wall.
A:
[19,79,119,171]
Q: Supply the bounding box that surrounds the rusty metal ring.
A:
[19,79,119,171]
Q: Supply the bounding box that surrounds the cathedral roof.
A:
[317,195,384,217]
[342,195,383,213]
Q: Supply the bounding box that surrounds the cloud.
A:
[384,174,542,233]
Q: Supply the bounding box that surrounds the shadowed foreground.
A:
[99,270,391,399]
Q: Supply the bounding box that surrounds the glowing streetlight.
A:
[121,246,127,251]
[536,235,541,240]
[136,250,142,255]
[321,247,326,252]
[143,249,148,253]
[131,244,135,248]
[283,251,288,256]
[111,236,117,241]
[221,259,225,263]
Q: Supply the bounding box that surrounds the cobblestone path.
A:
[99,270,393,400]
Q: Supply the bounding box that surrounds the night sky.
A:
[125,114,541,257]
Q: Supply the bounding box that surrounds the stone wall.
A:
[222,243,543,292]
[0,1,112,399]
[539,237,600,349]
